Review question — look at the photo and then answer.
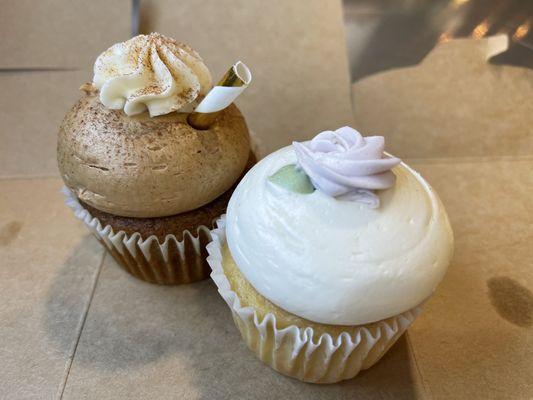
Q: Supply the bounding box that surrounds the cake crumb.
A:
[79,82,98,95]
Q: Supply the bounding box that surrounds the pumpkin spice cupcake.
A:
[207,126,454,383]
[58,33,253,284]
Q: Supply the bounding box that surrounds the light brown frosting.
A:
[58,92,250,217]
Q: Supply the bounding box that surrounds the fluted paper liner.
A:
[63,187,212,285]
[207,216,423,383]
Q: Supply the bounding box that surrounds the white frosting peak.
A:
[226,146,454,326]
[93,33,212,117]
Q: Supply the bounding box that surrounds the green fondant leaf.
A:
[268,164,315,194]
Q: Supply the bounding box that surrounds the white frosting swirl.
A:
[293,127,400,207]
[226,146,454,326]
[93,33,212,117]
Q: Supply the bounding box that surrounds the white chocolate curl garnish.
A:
[93,33,212,117]
[293,127,401,207]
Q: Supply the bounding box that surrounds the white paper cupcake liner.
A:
[63,187,212,285]
[207,216,423,383]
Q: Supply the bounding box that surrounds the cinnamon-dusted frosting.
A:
[93,33,212,117]
[58,93,250,218]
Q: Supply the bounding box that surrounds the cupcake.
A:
[58,33,253,285]
[207,126,454,383]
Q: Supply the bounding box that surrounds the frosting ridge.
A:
[93,33,212,117]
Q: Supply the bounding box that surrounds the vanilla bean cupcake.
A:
[207,126,454,383]
[58,33,253,285]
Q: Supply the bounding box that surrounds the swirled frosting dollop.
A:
[293,127,400,207]
[226,145,454,325]
[93,33,212,117]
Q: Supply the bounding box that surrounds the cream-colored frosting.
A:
[226,146,454,325]
[93,33,212,117]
